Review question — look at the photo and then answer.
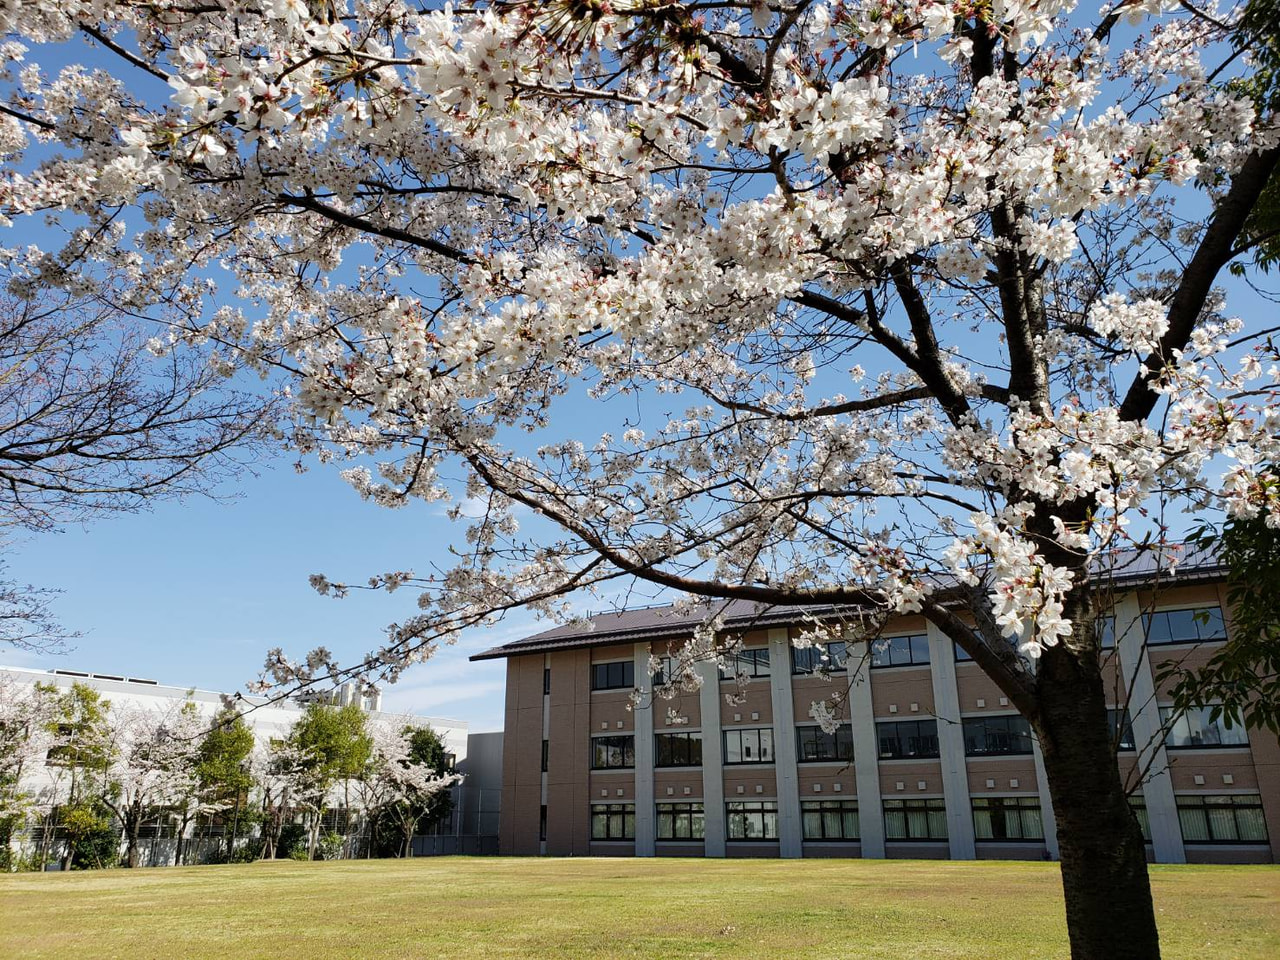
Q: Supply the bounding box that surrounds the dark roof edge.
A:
[468,557,1228,662]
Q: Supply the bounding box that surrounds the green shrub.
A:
[276,823,307,860]
[317,832,344,861]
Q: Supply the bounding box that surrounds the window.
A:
[720,647,771,680]
[1108,709,1136,751]
[543,667,551,695]
[954,642,972,662]
[963,715,1034,756]
[1096,616,1116,649]
[652,656,677,686]
[877,719,940,760]
[726,801,779,840]
[973,797,1044,841]
[796,724,854,762]
[1176,795,1269,844]
[539,804,547,842]
[655,731,703,767]
[657,802,705,840]
[870,634,931,668]
[723,727,774,764]
[1158,705,1250,749]
[1143,607,1227,646]
[592,660,634,691]
[801,800,859,841]
[590,803,636,840]
[591,735,635,769]
[541,739,549,772]
[792,642,849,675]
[1130,795,1151,842]
[884,798,948,840]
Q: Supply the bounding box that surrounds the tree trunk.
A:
[1035,608,1161,960]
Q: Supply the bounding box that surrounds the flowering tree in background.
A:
[2,0,1278,955]
[97,700,204,868]
[357,719,461,858]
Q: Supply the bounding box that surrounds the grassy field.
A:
[1,857,1277,959]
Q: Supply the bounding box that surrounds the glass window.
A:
[723,727,774,764]
[1130,795,1151,842]
[883,798,948,840]
[591,735,635,769]
[1158,706,1250,749]
[719,647,771,680]
[539,804,547,842]
[954,642,972,662]
[973,796,1044,841]
[590,803,636,840]
[1107,709,1136,751]
[541,739,549,772]
[651,656,677,686]
[801,800,859,841]
[654,731,703,767]
[543,667,551,695]
[1143,607,1227,646]
[877,719,940,760]
[1096,616,1116,649]
[591,660,635,691]
[1176,795,1269,844]
[726,801,779,840]
[796,724,854,762]
[792,642,849,675]
[962,715,1034,756]
[656,802,705,840]
[871,634,931,668]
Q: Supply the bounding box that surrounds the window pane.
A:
[1178,806,1210,842]
[909,635,931,665]
[1235,806,1268,842]
[802,810,821,839]
[692,810,705,840]
[843,810,859,839]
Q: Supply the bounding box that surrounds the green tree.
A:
[1164,509,1280,734]
[195,708,256,858]
[287,702,372,859]
[37,683,113,869]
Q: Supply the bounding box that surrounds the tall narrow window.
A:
[541,739,549,773]
[543,667,551,695]
[539,805,547,842]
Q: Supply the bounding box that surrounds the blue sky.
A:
[2,457,533,732]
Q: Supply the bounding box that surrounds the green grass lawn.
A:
[1,857,1276,959]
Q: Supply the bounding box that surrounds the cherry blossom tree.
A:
[97,699,205,868]
[356,719,461,858]
[2,1,1278,955]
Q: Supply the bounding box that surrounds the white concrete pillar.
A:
[767,628,803,858]
[846,640,885,858]
[1114,594,1185,863]
[696,660,726,857]
[1031,737,1059,860]
[926,623,976,860]
[633,642,656,857]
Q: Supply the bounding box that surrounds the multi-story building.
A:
[472,554,1279,863]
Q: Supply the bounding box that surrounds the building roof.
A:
[468,543,1226,662]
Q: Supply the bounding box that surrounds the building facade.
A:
[473,563,1280,864]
